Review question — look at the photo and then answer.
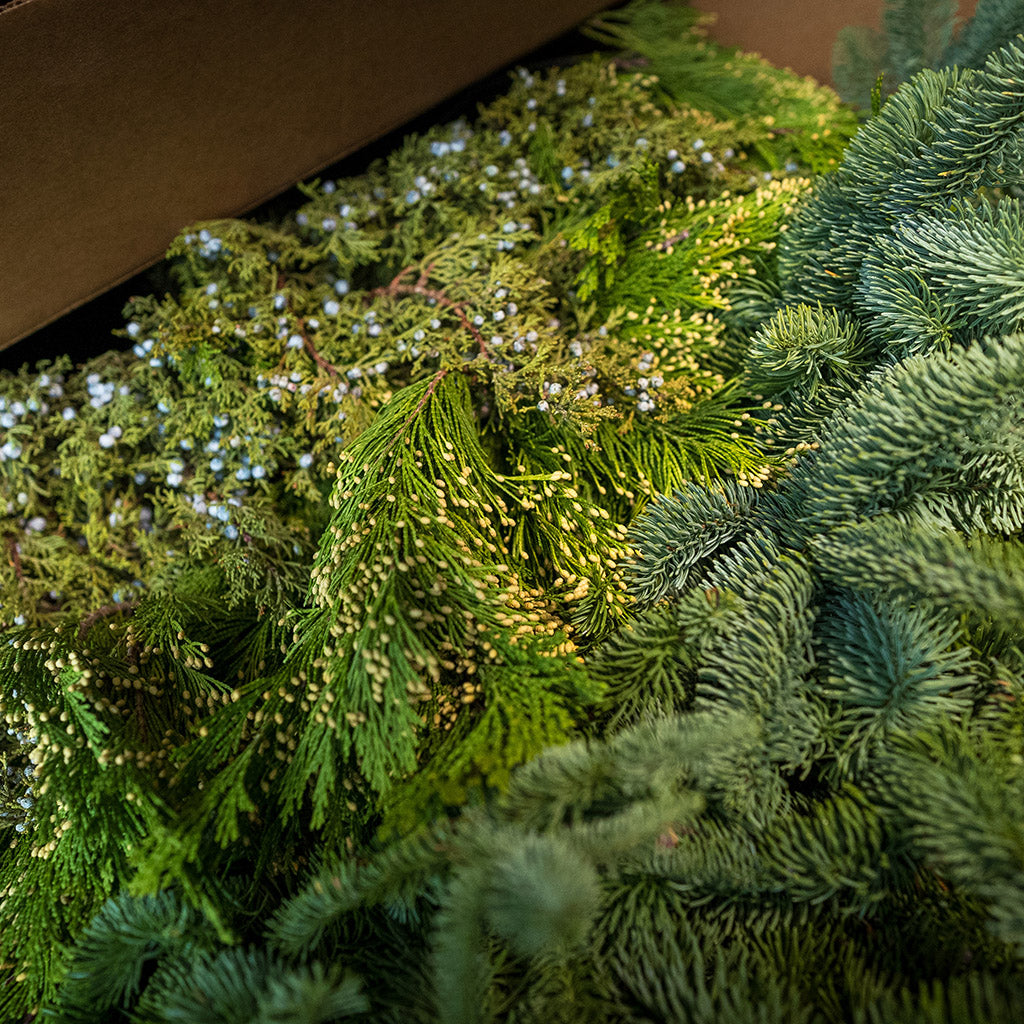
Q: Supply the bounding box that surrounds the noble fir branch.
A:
[48,890,220,1023]
[137,949,368,1024]
[897,44,1024,209]
[777,36,1024,333]
[624,479,760,608]
[743,302,874,400]
[588,586,744,731]
[576,47,1024,1006]
[833,0,958,108]
[625,332,1024,785]
[773,64,961,311]
[816,591,975,775]
[813,521,1024,628]
[55,889,371,1024]
[943,0,1024,69]
[282,710,756,1024]
[883,0,958,85]
[887,724,1024,954]
[265,824,454,959]
[865,975,1024,1024]
[788,333,1024,540]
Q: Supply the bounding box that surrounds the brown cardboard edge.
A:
[1,0,610,351]
[0,1,42,14]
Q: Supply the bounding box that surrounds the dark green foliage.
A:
[834,0,957,108]
[150,33,1024,1022]
[587,1,858,171]
[744,304,873,399]
[778,38,1024,370]
[852,974,1024,1024]
[625,480,759,605]
[482,833,602,958]
[944,0,1024,67]
[890,727,1024,953]
[49,891,219,1021]
[50,889,368,1023]
[142,951,367,1024]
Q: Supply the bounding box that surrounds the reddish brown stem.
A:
[387,265,416,290]
[78,601,138,640]
[6,537,24,588]
[275,316,341,377]
[302,333,340,378]
[372,267,489,357]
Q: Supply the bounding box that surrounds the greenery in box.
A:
[0,3,863,1018]
[247,31,1024,1023]
[5,1,1024,1021]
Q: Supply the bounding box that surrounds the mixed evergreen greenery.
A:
[4,1,1024,1021]
[0,3,862,1019]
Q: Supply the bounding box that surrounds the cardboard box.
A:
[0,0,608,350]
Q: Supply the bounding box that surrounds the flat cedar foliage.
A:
[2,1,1024,1021]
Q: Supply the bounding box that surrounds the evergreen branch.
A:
[944,0,1024,70]
[137,946,368,1024]
[817,590,975,773]
[388,368,450,447]
[48,890,216,1022]
[790,333,1024,539]
[814,521,1024,627]
[901,35,1024,206]
[299,323,340,378]
[626,481,760,607]
[891,727,1024,953]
